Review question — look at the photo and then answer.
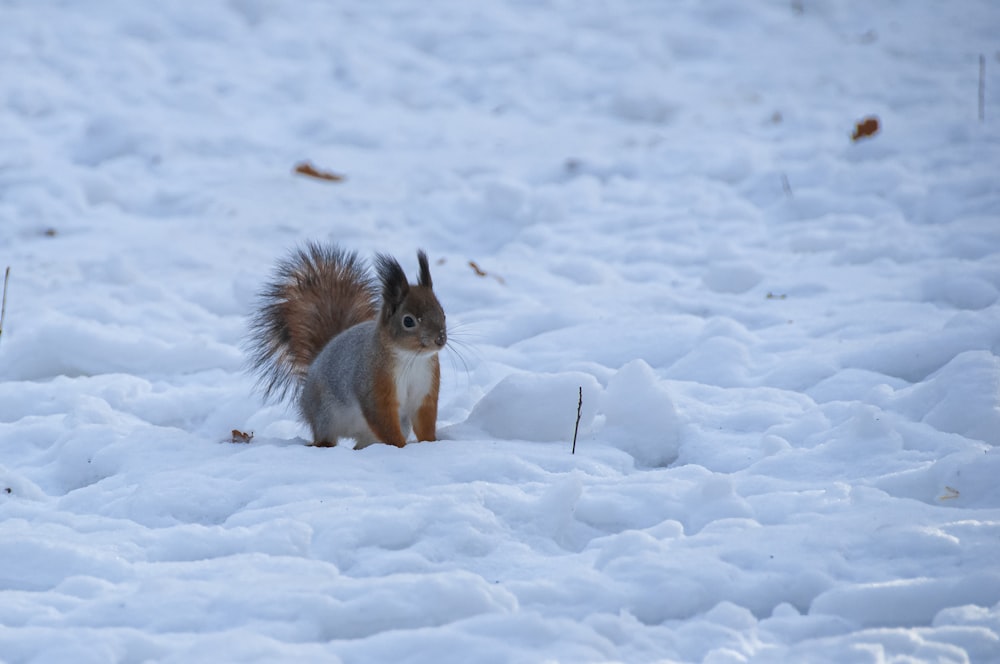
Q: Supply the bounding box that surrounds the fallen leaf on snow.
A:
[294,161,345,182]
[469,260,505,284]
[939,486,960,500]
[851,116,880,141]
[230,429,254,444]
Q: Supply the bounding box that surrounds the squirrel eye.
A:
[402,314,417,329]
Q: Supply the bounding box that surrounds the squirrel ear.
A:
[374,253,409,314]
[417,250,432,289]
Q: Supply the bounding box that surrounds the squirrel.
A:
[246,242,447,448]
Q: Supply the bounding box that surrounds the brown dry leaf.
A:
[851,116,880,141]
[469,260,506,284]
[231,429,254,444]
[294,161,345,182]
[939,486,960,501]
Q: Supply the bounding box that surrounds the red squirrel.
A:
[246,243,447,447]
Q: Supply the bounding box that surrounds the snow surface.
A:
[2,0,1000,662]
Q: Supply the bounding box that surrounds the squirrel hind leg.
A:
[309,418,338,447]
[353,433,379,450]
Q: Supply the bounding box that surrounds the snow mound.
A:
[465,361,681,467]
[599,359,681,468]
[811,574,1000,629]
[464,371,601,443]
[889,350,1000,446]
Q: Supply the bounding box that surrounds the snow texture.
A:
[2,0,999,662]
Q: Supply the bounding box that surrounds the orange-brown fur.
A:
[413,356,440,441]
[279,249,377,384]
[364,356,407,447]
[247,244,377,401]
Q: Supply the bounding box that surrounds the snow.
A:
[2,0,999,661]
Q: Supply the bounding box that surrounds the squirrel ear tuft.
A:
[417,250,432,289]
[374,253,409,314]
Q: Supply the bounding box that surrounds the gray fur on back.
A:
[299,320,378,445]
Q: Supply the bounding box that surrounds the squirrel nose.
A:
[435,330,447,348]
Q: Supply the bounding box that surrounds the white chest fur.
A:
[392,348,437,414]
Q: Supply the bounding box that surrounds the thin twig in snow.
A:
[572,386,582,455]
[980,54,986,123]
[0,267,9,346]
[781,173,793,198]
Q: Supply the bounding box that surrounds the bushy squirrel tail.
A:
[246,242,378,401]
